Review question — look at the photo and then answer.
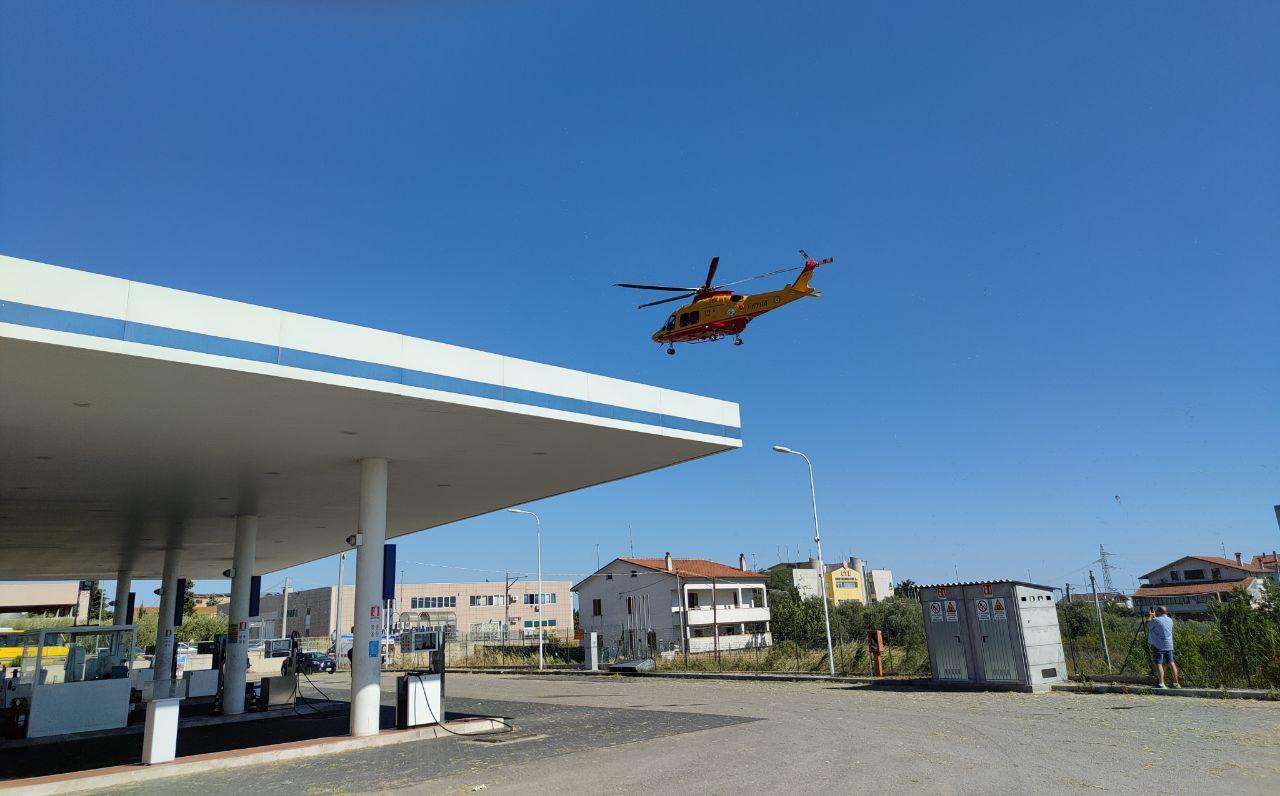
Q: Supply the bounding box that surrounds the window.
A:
[606,573,613,580]
[688,592,699,609]
[522,593,557,605]
[1211,568,1221,579]
[523,619,557,629]
[1184,569,1205,580]
[411,596,456,609]
[592,599,602,617]
[835,579,858,589]
[470,594,505,607]
[626,596,633,615]
[665,314,676,331]
[630,570,638,578]
[1169,570,1180,581]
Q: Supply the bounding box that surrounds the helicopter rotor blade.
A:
[711,265,802,290]
[637,292,697,309]
[702,256,720,290]
[613,283,701,292]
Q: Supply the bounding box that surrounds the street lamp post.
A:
[507,508,544,670]
[773,445,836,676]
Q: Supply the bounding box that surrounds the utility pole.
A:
[335,552,346,643]
[1089,570,1112,673]
[504,571,523,642]
[280,577,290,638]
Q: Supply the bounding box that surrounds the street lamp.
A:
[507,508,544,670]
[773,445,836,676]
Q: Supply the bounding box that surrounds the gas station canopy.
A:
[0,255,742,580]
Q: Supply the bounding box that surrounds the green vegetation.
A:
[1059,581,1280,689]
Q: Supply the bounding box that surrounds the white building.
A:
[573,554,771,655]
[867,569,895,602]
[765,560,824,600]
[1134,554,1268,617]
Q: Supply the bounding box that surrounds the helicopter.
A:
[615,250,833,354]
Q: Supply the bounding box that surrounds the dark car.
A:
[283,651,336,675]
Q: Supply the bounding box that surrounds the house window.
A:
[626,597,633,614]
[688,592,699,609]
[1211,568,1221,579]
[630,570,638,578]
[523,619,557,629]
[522,593,557,605]
[606,574,613,580]
[1184,569,1205,580]
[1169,571,1180,581]
[592,599,602,617]
[411,596,456,609]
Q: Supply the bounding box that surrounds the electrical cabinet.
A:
[918,581,1067,692]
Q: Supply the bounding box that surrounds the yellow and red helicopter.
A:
[615,250,833,354]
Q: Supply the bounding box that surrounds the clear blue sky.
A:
[3,3,1278,604]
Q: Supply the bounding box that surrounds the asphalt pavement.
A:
[90,671,1280,794]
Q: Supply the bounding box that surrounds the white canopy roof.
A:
[0,255,741,579]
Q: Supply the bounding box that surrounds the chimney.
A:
[665,552,673,572]
[1234,552,1242,566]
[739,553,747,572]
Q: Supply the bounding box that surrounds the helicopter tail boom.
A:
[788,257,831,295]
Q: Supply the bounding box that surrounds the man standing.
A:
[1147,606,1180,689]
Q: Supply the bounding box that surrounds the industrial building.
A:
[0,253,741,745]
[0,582,90,621]
[574,554,770,654]
[251,581,573,641]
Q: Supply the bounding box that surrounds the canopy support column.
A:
[350,457,388,737]
[153,547,184,685]
[222,514,257,715]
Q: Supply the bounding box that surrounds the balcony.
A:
[678,605,769,625]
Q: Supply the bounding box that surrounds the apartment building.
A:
[252,580,573,640]
[574,554,770,654]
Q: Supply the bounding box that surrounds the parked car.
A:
[284,651,336,675]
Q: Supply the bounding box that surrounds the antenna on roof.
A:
[628,525,635,557]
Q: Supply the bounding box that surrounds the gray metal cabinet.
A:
[918,581,1067,692]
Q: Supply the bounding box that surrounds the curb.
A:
[0,717,506,795]
[1053,682,1280,702]
[448,667,931,688]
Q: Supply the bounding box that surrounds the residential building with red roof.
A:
[1133,553,1267,617]
[572,553,770,655]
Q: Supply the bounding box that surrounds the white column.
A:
[223,514,257,715]
[113,571,131,625]
[350,458,387,737]
[153,547,184,685]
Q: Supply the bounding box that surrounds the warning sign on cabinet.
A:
[928,602,944,622]
[992,598,1007,620]
[976,598,991,621]
[944,600,959,621]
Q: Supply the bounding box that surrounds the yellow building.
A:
[824,564,866,605]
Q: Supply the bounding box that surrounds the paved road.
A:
[105,672,1279,794]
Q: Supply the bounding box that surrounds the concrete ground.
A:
[78,671,1280,795]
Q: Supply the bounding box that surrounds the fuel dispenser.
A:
[395,628,444,728]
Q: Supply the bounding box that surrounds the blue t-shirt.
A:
[1147,615,1174,651]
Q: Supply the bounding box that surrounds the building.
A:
[1061,591,1131,608]
[0,582,90,621]
[766,560,824,600]
[1133,554,1268,617]
[823,559,866,605]
[867,569,895,602]
[1250,552,1280,583]
[574,554,770,654]
[246,581,573,641]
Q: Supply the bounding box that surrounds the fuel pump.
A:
[395,628,444,728]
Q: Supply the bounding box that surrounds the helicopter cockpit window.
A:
[665,314,676,331]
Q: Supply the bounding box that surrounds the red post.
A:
[867,629,884,677]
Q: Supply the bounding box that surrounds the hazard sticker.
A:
[976,598,991,621]
[982,583,993,596]
[928,602,944,622]
[992,598,1007,620]
[944,600,959,621]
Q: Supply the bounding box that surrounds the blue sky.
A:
[3,3,1278,604]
